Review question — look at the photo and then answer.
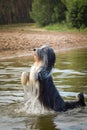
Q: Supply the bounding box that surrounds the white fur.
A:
[21,72,30,99]
[21,62,43,99]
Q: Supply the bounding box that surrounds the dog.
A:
[21,45,86,112]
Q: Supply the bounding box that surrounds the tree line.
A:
[0,0,87,29]
[0,0,32,24]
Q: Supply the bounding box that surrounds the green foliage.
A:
[0,0,87,30]
[31,0,52,26]
[31,0,66,26]
[66,0,87,29]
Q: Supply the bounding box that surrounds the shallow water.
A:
[0,48,87,130]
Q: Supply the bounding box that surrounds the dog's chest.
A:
[30,64,40,81]
[29,64,41,95]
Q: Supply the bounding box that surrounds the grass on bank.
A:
[0,23,87,32]
[45,23,87,32]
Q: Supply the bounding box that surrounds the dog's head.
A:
[33,45,56,70]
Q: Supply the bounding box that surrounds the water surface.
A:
[0,48,87,130]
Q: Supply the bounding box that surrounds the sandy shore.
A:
[0,31,87,60]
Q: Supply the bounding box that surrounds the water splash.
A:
[15,92,53,115]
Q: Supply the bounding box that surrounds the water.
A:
[0,48,87,130]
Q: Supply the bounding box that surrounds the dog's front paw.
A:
[21,72,30,86]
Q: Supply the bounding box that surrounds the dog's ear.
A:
[47,47,56,69]
[43,46,56,70]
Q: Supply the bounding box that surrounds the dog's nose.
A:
[33,48,36,51]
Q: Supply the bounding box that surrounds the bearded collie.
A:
[21,45,86,112]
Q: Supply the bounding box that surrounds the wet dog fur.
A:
[21,45,86,112]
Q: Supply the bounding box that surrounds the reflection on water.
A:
[0,48,87,130]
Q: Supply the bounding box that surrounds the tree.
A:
[31,0,52,26]
[66,0,87,29]
[31,0,66,26]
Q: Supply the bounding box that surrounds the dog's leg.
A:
[21,72,30,100]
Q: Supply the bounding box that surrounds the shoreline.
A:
[0,31,87,60]
[0,46,87,61]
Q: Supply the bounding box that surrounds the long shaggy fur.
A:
[21,45,86,111]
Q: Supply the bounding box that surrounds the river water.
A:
[0,48,87,130]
